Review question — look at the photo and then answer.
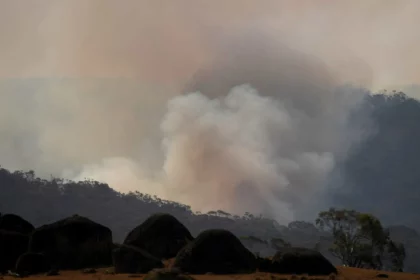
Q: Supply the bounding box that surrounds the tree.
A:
[216,210,231,218]
[315,208,400,269]
[386,240,406,272]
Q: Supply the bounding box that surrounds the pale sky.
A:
[0,0,419,92]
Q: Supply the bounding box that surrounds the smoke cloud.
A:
[160,84,336,220]
[70,37,368,221]
[0,0,419,222]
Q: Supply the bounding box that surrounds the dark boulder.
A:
[0,230,29,273]
[29,214,113,269]
[113,244,163,273]
[256,257,273,272]
[124,213,193,259]
[173,229,257,274]
[259,247,337,275]
[15,252,50,275]
[0,214,34,235]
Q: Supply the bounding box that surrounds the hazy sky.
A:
[0,0,419,91]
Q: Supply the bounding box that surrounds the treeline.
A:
[0,166,412,272]
[0,168,283,242]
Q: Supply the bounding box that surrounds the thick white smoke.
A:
[73,79,366,222]
[160,84,334,219]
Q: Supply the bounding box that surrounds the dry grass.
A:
[1,266,418,280]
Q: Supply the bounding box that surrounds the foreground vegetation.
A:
[316,208,405,271]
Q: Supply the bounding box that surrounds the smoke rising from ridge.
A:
[160,84,336,219]
[0,0,419,221]
[70,36,369,221]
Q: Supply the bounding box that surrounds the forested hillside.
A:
[330,91,420,229]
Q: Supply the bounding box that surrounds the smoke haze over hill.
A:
[0,0,420,223]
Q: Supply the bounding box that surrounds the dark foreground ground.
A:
[1,267,416,280]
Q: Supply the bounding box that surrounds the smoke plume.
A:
[70,36,368,221]
[0,0,419,222]
[160,85,334,220]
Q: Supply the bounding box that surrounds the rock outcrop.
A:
[113,244,164,273]
[0,213,34,235]
[259,247,337,275]
[124,213,193,259]
[174,229,257,274]
[15,252,51,275]
[0,230,29,273]
[29,215,113,269]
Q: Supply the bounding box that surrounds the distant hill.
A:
[329,91,420,229]
[0,166,420,273]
